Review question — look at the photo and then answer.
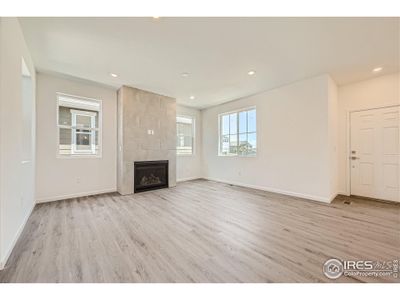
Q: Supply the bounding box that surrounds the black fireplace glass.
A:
[134,160,169,193]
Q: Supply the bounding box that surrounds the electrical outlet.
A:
[76,177,81,184]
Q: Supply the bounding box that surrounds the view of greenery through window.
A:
[220,108,256,156]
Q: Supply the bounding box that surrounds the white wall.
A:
[36,73,117,202]
[176,105,203,181]
[201,75,338,202]
[337,73,400,194]
[0,18,36,268]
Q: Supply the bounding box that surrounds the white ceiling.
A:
[19,17,399,109]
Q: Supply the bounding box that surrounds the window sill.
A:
[177,154,195,157]
[57,154,102,159]
[218,154,257,158]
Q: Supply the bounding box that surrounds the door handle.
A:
[350,156,359,160]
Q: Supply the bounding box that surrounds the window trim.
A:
[218,106,257,157]
[56,92,103,159]
[176,114,196,156]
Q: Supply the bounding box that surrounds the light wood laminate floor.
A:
[0,179,399,283]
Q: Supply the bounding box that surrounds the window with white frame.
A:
[176,115,195,155]
[219,107,256,156]
[57,94,101,156]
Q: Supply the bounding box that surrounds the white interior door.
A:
[350,106,400,202]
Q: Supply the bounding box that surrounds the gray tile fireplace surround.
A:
[117,86,176,195]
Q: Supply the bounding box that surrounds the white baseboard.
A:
[177,176,201,183]
[0,201,35,270]
[338,190,350,196]
[204,177,334,203]
[328,193,339,202]
[36,188,117,204]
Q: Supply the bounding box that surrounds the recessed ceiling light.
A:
[373,67,383,73]
[110,73,118,78]
[189,96,195,100]
[181,72,189,77]
[248,70,256,76]
[153,16,160,19]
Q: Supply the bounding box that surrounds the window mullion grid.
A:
[91,115,95,154]
[236,112,239,156]
[219,108,255,157]
[228,114,231,155]
[71,111,77,154]
[219,116,224,154]
[222,115,226,155]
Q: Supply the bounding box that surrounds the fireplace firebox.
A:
[134,160,169,193]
